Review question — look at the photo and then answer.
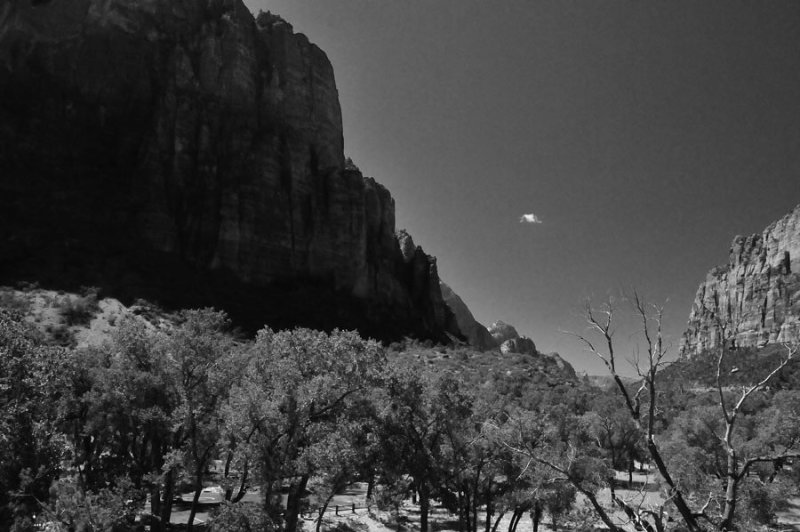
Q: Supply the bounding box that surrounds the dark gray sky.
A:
[245,0,800,375]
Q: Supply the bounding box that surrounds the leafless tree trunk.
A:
[572,295,799,531]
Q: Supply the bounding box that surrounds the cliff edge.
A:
[0,0,458,341]
[680,204,800,356]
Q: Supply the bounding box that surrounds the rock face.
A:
[488,321,521,346]
[681,204,800,356]
[500,337,536,356]
[0,0,457,340]
[487,320,537,355]
[439,282,497,350]
[485,318,576,379]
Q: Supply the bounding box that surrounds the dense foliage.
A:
[0,306,798,532]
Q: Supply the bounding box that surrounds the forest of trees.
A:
[1,301,799,532]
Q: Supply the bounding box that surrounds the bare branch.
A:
[731,344,797,418]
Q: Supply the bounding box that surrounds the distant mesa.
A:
[681,203,800,356]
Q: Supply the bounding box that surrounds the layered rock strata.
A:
[680,204,800,356]
[0,0,457,340]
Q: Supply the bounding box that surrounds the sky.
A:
[244,0,800,376]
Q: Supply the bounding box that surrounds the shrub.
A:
[59,293,99,326]
[0,289,31,314]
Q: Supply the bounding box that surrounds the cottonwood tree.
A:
[164,309,240,531]
[0,310,70,530]
[227,327,383,532]
[486,408,618,531]
[569,294,799,531]
[376,360,473,532]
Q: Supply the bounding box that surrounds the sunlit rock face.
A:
[681,204,800,356]
[0,0,457,341]
[500,337,536,356]
[488,320,521,346]
[487,320,536,355]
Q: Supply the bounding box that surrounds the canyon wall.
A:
[680,204,800,356]
[0,0,458,340]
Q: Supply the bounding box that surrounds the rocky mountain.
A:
[0,0,460,341]
[439,281,497,350]
[488,320,523,346]
[680,203,800,356]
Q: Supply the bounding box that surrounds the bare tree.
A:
[707,313,800,530]
[570,294,799,531]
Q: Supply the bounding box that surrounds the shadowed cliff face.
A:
[681,204,800,356]
[439,281,496,351]
[0,0,458,341]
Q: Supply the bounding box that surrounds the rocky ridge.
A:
[439,281,497,350]
[0,0,459,341]
[680,204,800,356]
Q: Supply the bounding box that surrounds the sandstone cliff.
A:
[0,0,457,340]
[439,281,497,350]
[680,204,800,356]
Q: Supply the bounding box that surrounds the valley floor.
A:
[307,475,800,532]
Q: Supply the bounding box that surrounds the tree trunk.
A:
[419,482,431,532]
[609,474,616,501]
[719,450,739,531]
[484,491,493,532]
[159,469,175,532]
[316,490,338,532]
[508,508,522,532]
[463,491,472,532]
[629,458,634,487]
[506,508,515,532]
[472,490,479,532]
[646,439,704,532]
[490,510,505,532]
[456,491,469,532]
[187,474,203,532]
[285,475,309,532]
[366,474,375,501]
[149,487,163,532]
[231,460,249,503]
[530,505,541,532]
[224,448,235,501]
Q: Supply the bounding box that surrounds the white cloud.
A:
[519,213,543,224]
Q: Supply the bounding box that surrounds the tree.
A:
[0,310,71,530]
[486,407,619,531]
[376,360,473,532]
[227,327,383,532]
[164,309,239,531]
[40,316,180,531]
[570,294,799,531]
[582,391,646,488]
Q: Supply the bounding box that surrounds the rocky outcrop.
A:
[0,0,456,340]
[485,318,576,379]
[439,282,496,350]
[500,337,536,356]
[487,320,538,355]
[680,204,800,356]
[488,321,521,346]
